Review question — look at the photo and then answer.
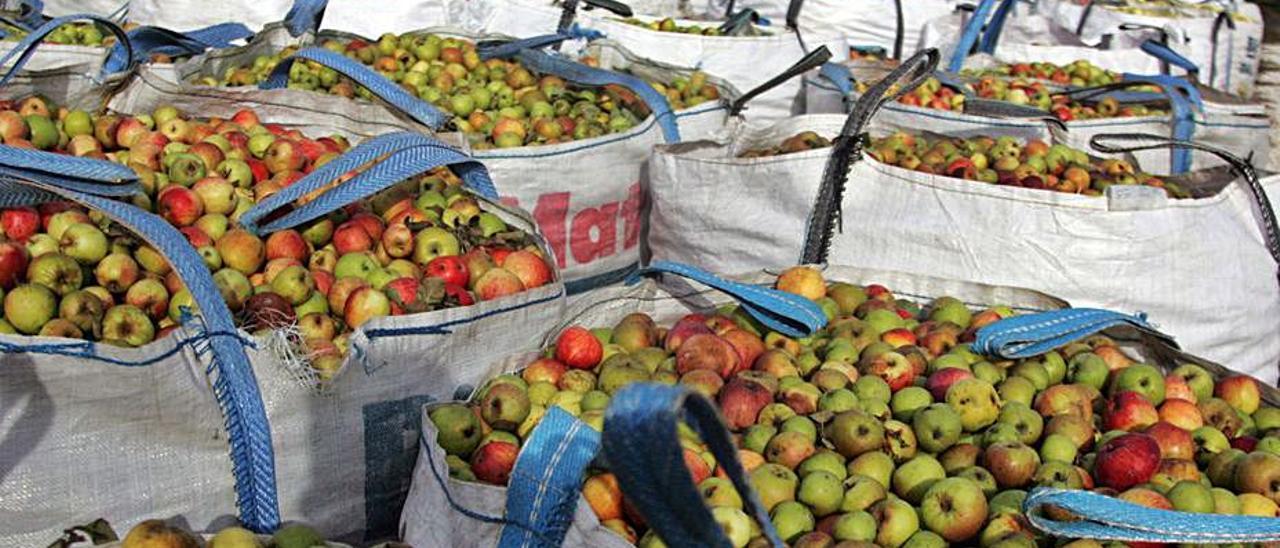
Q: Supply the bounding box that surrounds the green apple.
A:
[833,510,877,542]
[919,477,988,542]
[892,454,945,504]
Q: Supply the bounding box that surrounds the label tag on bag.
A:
[1107,184,1168,211]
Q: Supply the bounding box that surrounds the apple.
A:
[775,266,826,301]
[343,286,390,328]
[333,221,375,255]
[101,304,156,347]
[27,252,82,296]
[474,268,524,301]
[1094,432,1161,490]
[125,278,170,320]
[1217,375,1261,415]
[751,463,798,512]
[555,326,603,369]
[1105,390,1159,432]
[1,207,39,242]
[502,250,551,289]
[4,283,56,334]
[946,378,1000,432]
[57,222,108,266]
[412,227,461,266]
[919,477,987,542]
[1172,363,1215,402]
[215,229,264,275]
[270,265,315,305]
[985,442,1040,488]
[871,497,919,548]
[470,440,518,485]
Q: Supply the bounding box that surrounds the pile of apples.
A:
[0,21,112,47]
[866,132,1184,196]
[579,57,722,112]
[617,17,726,35]
[738,131,832,158]
[960,60,1124,88]
[0,99,552,376]
[968,76,1165,122]
[206,33,653,149]
[855,77,965,112]
[430,265,1280,547]
[116,519,331,548]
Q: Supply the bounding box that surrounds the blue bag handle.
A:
[603,384,785,548]
[0,145,138,195]
[0,166,279,533]
[1117,74,1200,174]
[817,62,853,97]
[948,0,998,72]
[509,48,680,143]
[0,14,134,87]
[10,0,44,30]
[260,47,452,130]
[283,0,327,37]
[105,22,253,73]
[238,132,498,235]
[977,0,1018,55]
[497,407,601,547]
[1140,39,1200,78]
[1024,488,1280,543]
[972,308,1171,359]
[626,261,827,338]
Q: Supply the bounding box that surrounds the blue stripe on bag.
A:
[0,166,279,532]
[626,261,827,338]
[603,384,784,548]
[284,0,327,37]
[0,14,134,86]
[105,22,252,73]
[1024,488,1280,543]
[973,308,1159,359]
[260,48,452,130]
[509,49,680,144]
[238,132,497,235]
[498,407,601,548]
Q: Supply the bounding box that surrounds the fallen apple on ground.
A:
[431,266,1280,547]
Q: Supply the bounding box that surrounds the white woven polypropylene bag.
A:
[721,0,958,58]
[1039,0,1265,97]
[814,136,1280,385]
[40,0,127,20]
[650,54,1280,383]
[109,83,571,541]
[128,0,297,32]
[400,263,1068,548]
[452,0,846,122]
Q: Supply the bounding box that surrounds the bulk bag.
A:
[453,0,848,121]
[0,15,140,110]
[0,152,280,545]
[806,76,1280,383]
[401,261,829,547]
[917,0,1165,77]
[129,0,325,33]
[1039,0,1265,97]
[807,55,1271,174]
[716,0,959,60]
[602,302,1280,546]
[112,79,566,538]
[148,26,682,292]
[228,132,567,541]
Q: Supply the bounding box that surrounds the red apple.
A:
[555,326,603,369]
[501,250,551,289]
[1094,433,1161,490]
[425,255,469,287]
